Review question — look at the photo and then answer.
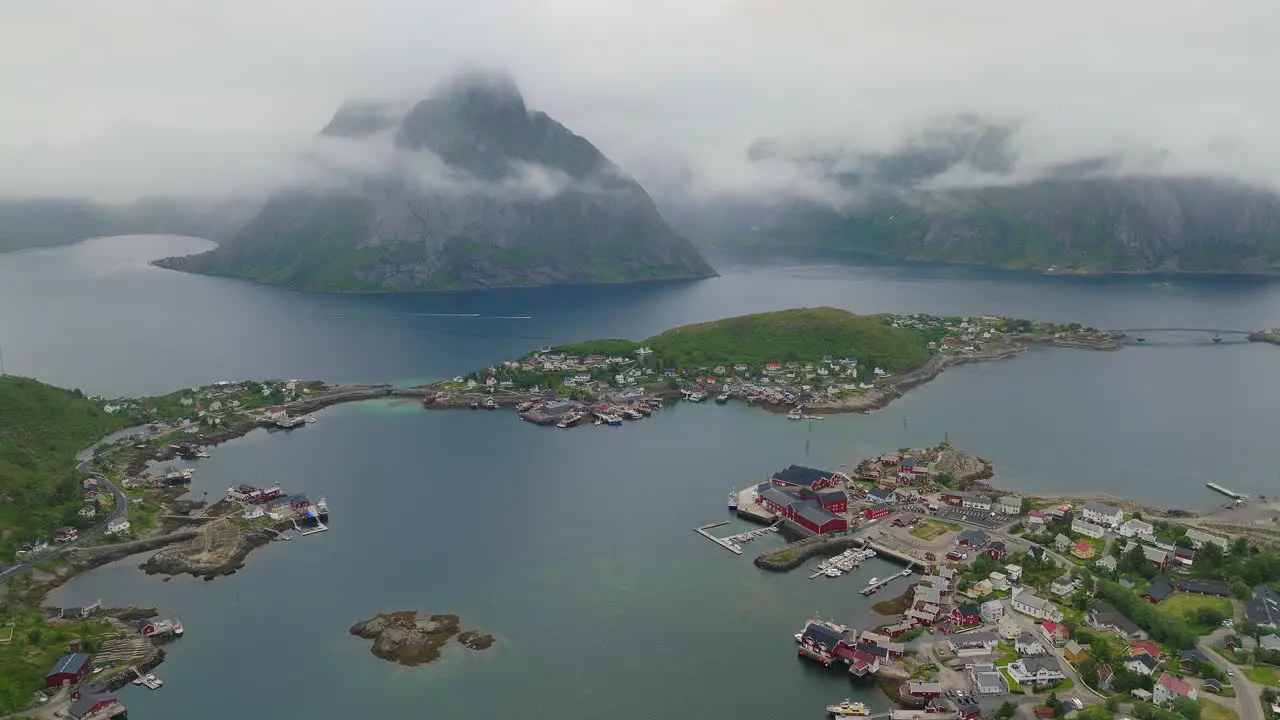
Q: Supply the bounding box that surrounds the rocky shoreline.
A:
[348,611,495,666]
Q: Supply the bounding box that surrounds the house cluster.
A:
[754,465,850,535]
[44,653,128,719]
[892,314,1111,355]
[854,449,938,485]
[1036,500,1219,573]
[797,620,907,677]
[880,567,959,637]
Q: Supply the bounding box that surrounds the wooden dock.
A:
[694,522,743,555]
[859,568,914,596]
[131,666,163,690]
[1207,482,1245,500]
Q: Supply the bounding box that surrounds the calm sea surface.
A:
[2,235,1277,719]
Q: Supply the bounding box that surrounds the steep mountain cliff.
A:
[669,117,1280,273]
[158,74,714,291]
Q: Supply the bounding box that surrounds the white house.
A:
[1125,653,1159,676]
[1071,518,1107,540]
[981,599,1005,623]
[1004,564,1024,583]
[1049,577,1078,598]
[1011,591,1063,622]
[242,505,265,521]
[1081,502,1124,527]
[949,632,999,657]
[1015,632,1047,656]
[1006,657,1067,686]
[962,494,993,511]
[1097,555,1118,572]
[105,518,130,535]
[77,505,97,519]
[970,663,1009,695]
[1118,518,1154,538]
[1153,673,1198,705]
[997,496,1022,515]
[1185,528,1230,551]
[988,572,1010,592]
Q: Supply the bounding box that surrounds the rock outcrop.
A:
[348,611,494,666]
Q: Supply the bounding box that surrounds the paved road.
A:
[1200,629,1264,720]
[0,474,126,582]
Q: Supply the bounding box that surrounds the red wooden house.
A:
[940,491,965,505]
[985,541,1007,562]
[865,504,890,520]
[45,653,91,688]
[816,490,848,514]
[948,603,982,627]
[793,503,848,535]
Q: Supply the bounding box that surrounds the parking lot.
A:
[935,506,1011,530]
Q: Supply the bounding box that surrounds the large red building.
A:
[793,503,848,535]
[45,653,91,688]
[770,465,841,491]
[864,504,890,520]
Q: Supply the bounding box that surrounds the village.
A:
[422,313,1117,427]
[705,444,1280,720]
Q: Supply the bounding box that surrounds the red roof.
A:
[1130,640,1162,660]
[1158,672,1194,697]
[1028,509,1045,517]
[1042,620,1067,636]
[1074,541,1093,554]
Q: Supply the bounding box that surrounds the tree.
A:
[1232,580,1252,601]
[1232,536,1252,559]
[1079,657,1101,688]
[1106,696,1121,712]
[1047,692,1061,711]
[996,701,1018,720]
[1171,696,1200,720]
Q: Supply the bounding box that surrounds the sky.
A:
[2,0,1279,202]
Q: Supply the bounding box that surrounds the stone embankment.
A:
[753,533,865,572]
[348,611,495,666]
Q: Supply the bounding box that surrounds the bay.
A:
[0,235,1275,718]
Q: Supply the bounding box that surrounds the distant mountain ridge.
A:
[668,117,1280,274]
[157,72,715,291]
[0,196,258,253]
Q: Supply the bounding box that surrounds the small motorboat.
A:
[828,700,870,716]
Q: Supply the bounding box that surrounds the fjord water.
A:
[5,235,1277,719]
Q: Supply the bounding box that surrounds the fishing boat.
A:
[728,490,738,510]
[173,620,184,637]
[827,700,870,717]
[715,393,729,404]
[786,408,803,420]
[688,391,706,402]
[869,577,880,585]
[316,497,329,520]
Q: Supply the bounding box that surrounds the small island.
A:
[348,611,495,666]
[424,307,1120,423]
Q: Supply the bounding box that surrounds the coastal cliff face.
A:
[158,73,715,291]
[666,116,1280,274]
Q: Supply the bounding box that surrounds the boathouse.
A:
[68,692,126,720]
[816,490,848,514]
[792,503,847,535]
[770,465,841,491]
[45,652,92,688]
[798,623,849,665]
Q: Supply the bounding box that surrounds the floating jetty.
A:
[131,667,163,689]
[1206,482,1246,501]
[859,567,914,596]
[694,522,744,555]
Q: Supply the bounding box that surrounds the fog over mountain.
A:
[3,0,1279,207]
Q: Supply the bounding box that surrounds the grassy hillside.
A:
[0,377,131,556]
[556,307,932,373]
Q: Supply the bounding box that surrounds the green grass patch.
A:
[993,643,1019,666]
[911,520,958,540]
[1199,699,1239,720]
[0,608,119,714]
[1156,593,1233,634]
[1243,666,1280,686]
[1000,666,1025,694]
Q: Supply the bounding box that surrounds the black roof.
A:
[1029,545,1045,559]
[957,603,981,616]
[1245,585,1280,626]
[856,642,889,657]
[1142,577,1174,602]
[1177,581,1229,597]
[793,501,841,527]
[69,692,117,718]
[773,465,835,487]
[816,490,846,503]
[803,622,847,649]
[759,487,799,509]
[1130,653,1158,671]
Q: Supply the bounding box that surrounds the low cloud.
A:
[2,0,1280,207]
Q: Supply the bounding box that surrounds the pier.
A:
[694,522,744,555]
[292,517,329,536]
[131,667,163,690]
[859,567,914,596]
[1207,482,1246,501]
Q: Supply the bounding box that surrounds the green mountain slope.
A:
[0,377,130,556]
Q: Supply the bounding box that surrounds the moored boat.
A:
[715,393,729,404]
[483,396,498,410]
[173,619,184,636]
[827,700,870,717]
[728,490,738,510]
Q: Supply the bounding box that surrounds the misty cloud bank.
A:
[2,0,1279,207]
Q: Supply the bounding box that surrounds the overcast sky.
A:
[2,0,1278,202]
